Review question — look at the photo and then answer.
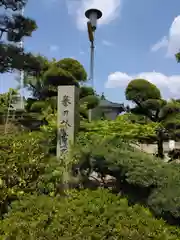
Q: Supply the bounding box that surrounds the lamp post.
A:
[85,9,102,87]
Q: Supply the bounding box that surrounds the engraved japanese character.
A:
[60,128,68,149]
[62,95,71,107]
[63,110,69,116]
[61,120,71,127]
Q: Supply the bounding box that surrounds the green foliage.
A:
[1,189,179,239]
[0,88,18,109]
[80,95,100,109]
[160,100,180,120]
[30,100,47,113]
[142,99,167,113]
[73,134,180,224]
[79,86,100,119]
[80,115,159,141]
[0,0,26,11]
[175,52,180,62]
[79,104,89,120]
[24,58,88,124]
[44,66,77,87]
[79,86,95,99]
[0,131,63,217]
[0,1,42,74]
[25,58,87,100]
[0,88,19,124]
[126,79,161,103]
[23,55,50,99]
[125,79,180,157]
[6,15,37,42]
[57,58,87,82]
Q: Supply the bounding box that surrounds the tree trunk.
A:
[157,137,164,159]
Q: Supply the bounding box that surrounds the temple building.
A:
[91,98,125,121]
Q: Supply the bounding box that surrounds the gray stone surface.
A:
[57,86,79,157]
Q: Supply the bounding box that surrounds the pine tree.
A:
[0,0,42,74]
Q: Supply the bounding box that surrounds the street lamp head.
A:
[85,8,102,31]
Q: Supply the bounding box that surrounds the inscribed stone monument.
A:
[57,85,79,157]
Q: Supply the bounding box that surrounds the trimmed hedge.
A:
[73,135,180,224]
[1,189,180,239]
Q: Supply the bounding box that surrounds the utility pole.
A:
[19,6,25,109]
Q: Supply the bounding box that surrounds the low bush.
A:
[72,134,180,224]
[0,131,63,217]
[80,116,159,142]
[1,189,179,239]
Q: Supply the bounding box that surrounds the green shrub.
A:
[0,131,63,217]
[73,135,180,224]
[1,189,179,239]
[80,118,158,142]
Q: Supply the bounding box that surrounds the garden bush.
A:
[80,117,158,142]
[72,134,180,224]
[0,131,63,217]
[0,189,179,239]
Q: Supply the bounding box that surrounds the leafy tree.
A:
[79,86,100,119]
[0,0,42,74]
[79,86,95,99]
[25,58,87,102]
[23,55,50,100]
[80,95,99,110]
[24,59,99,123]
[126,79,161,103]
[125,79,180,158]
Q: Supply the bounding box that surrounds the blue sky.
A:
[1,0,180,103]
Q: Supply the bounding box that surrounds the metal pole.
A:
[19,6,24,109]
[88,41,95,122]
[90,41,95,87]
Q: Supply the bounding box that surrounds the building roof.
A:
[99,99,124,109]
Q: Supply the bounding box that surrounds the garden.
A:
[1,0,180,239]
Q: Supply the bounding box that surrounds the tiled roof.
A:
[99,99,124,109]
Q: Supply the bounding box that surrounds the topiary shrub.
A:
[44,66,78,86]
[0,189,179,239]
[72,134,180,224]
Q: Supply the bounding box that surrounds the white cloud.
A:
[49,45,59,52]
[102,40,113,46]
[105,71,180,99]
[66,0,122,31]
[151,16,180,57]
[151,36,168,52]
[80,50,85,55]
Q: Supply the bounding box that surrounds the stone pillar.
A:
[57,85,79,158]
